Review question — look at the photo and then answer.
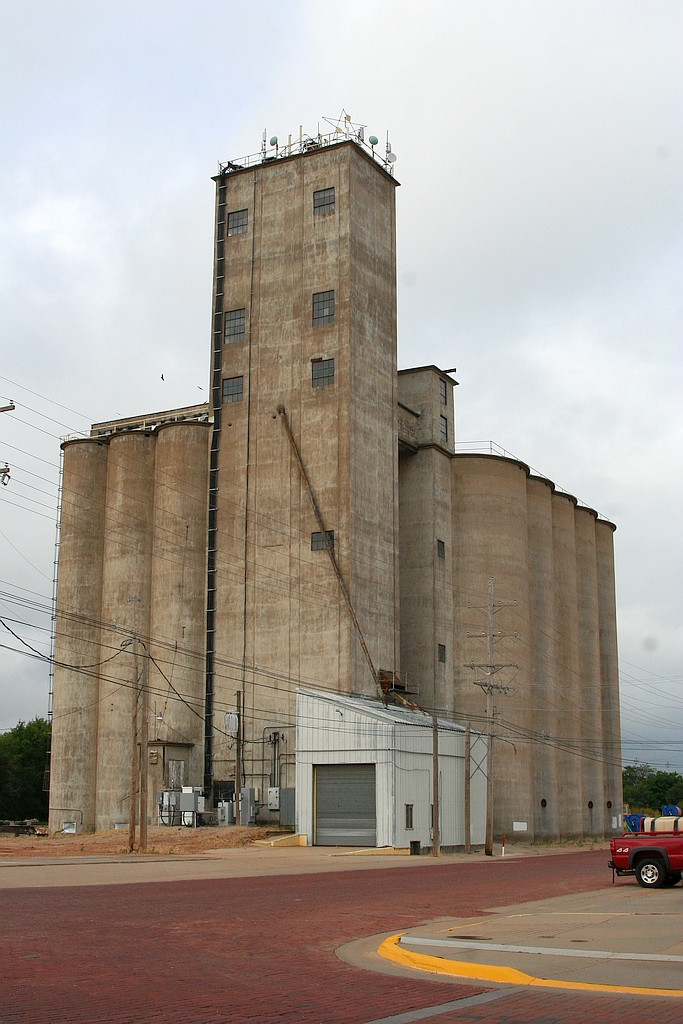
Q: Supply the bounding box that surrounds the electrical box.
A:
[158,789,181,825]
[179,791,198,812]
[240,787,256,825]
[217,801,235,826]
[267,787,280,811]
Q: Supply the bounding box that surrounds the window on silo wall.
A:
[440,415,448,444]
[224,308,245,342]
[437,539,445,559]
[405,804,414,830]
[439,378,447,405]
[312,290,335,325]
[313,187,335,214]
[227,209,248,235]
[312,358,334,387]
[222,376,243,404]
[311,530,334,551]
[437,643,446,664]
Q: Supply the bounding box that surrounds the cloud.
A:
[1,0,681,766]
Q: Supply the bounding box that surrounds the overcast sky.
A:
[1,1,681,772]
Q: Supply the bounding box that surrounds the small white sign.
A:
[512,820,528,832]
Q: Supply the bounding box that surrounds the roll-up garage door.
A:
[314,763,376,846]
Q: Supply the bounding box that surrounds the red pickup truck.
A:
[609,830,683,888]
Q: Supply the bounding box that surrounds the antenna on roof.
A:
[322,109,367,143]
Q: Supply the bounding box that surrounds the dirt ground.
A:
[0,824,288,858]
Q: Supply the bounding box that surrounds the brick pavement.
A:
[1,849,680,1023]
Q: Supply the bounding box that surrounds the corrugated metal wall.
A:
[296,690,486,849]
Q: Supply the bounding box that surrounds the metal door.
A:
[314,763,376,846]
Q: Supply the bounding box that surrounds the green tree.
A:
[623,763,683,814]
[0,717,50,821]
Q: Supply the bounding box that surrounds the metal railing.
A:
[455,440,606,518]
[218,127,396,177]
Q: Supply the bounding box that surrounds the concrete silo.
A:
[574,506,605,837]
[451,454,534,840]
[526,475,559,840]
[49,440,108,834]
[49,418,210,833]
[146,422,209,820]
[95,431,156,829]
[595,518,622,831]
[551,491,583,838]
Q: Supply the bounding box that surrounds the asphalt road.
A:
[1,846,682,1023]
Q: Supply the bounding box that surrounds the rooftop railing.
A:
[218,125,397,177]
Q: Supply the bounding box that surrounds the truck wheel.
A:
[663,871,681,887]
[635,858,666,888]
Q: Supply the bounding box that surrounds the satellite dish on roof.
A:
[387,152,397,163]
[269,136,278,146]
[369,135,378,146]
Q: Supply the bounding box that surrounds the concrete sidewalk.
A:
[343,885,683,999]
[0,841,594,888]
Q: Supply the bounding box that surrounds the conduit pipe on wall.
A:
[277,405,385,703]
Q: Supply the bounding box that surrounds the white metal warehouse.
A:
[295,688,487,850]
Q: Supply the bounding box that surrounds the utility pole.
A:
[235,691,242,825]
[138,643,149,853]
[1,399,15,486]
[128,635,140,853]
[468,578,515,856]
[127,595,142,853]
[431,713,439,857]
[464,723,471,854]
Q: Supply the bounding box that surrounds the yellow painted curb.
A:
[377,934,683,999]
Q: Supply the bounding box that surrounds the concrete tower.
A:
[207,136,401,794]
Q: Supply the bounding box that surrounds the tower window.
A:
[312,358,334,387]
[222,376,243,404]
[439,378,447,405]
[437,644,446,664]
[437,539,445,559]
[405,804,414,830]
[311,530,334,551]
[313,187,335,214]
[227,209,248,236]
[225,308,245,342]
[440,415,448,444]
[312,290,335,325]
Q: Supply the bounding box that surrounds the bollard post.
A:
[501,835,506,856]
